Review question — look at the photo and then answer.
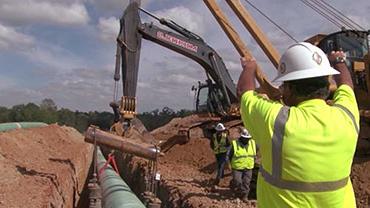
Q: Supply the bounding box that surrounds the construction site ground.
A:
[117,115,370,208]
[0,118,369,207]
[0,125,92,208]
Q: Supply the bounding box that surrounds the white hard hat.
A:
[273,42,339,82]
[241,128,252,138]
[215,123,226,131]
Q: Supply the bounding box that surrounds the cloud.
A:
[0,24,35,51]
[0,23,85,72]
[0,0,89,26]
[21,43,84,71]
[0,88,44,108]
[0,67,112,111]
[347,15,370,30]
[89,0,151,13]
[133,55,207,111]
[97,17,119,42]
[41,67,113,105]
[0,76,17,90]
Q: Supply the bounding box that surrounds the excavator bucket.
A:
[118,0,142,97]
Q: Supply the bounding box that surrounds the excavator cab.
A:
[193,82,209,113]
[318,30,369,60]
[193,79,228,116]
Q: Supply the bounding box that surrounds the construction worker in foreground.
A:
[237,42,359,208]
[210,123,230,186]
[227,128,256,202]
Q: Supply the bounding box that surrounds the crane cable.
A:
[244,0,298,43]
[243,0,366,44]
[310,0,358,30]
[299,0,343,28]
[299,0,365,31]
[316,0,366,31]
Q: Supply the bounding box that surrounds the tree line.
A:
[0,99,193,132]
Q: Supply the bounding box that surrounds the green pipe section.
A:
[0,122,48,132]
[97,148,145,208]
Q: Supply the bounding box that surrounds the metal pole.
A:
[85,127,160,160]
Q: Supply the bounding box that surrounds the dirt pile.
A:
[352,156,370,207]
[0,124,92,208]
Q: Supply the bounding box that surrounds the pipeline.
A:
[85,127,160,160]
[0,122,47,132]
[97,148,146,208]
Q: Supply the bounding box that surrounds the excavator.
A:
[109,0,270,152]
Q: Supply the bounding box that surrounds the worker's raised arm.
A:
[328,51,354,89]
[237,57,257,98]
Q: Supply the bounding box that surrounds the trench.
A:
[110,146,258,208]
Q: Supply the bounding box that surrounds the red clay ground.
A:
[352,156,370,207]
[116,115,257,207]
[0,124,92,208]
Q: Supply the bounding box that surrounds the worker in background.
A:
[227,128,256,202]
[237,42,359,208]
[210,123,230,186]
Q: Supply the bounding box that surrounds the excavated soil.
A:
[118,115,370,208]
[352,156,370,207]
[116,115,256,208]
[0,124,93,208]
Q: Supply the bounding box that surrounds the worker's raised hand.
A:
[237,57,257,97]
[328,51,346,65]
[240,57,257,71]
[328,50,353,89]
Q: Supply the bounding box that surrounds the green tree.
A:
[40,98,57,111]
[22,103,41,121]
[9,104,26,121]
[88,111,114,130]
[2,100,194,133]
[74,111,89,132]
[58,108,76,127]
[0,106,10,123]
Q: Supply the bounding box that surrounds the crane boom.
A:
[203,0,281,100]
[225,0,281,68]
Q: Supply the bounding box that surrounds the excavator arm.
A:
[115,0,239,121]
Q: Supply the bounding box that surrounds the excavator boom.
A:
[116,1,240,118]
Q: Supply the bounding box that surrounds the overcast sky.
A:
[0,0,369,112]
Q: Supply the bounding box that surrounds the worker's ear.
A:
[283,82,293,95]
[281,82,294,106]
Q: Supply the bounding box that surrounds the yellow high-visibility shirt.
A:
[240,84,359,208]
[231,139,256,170]
[212,132,228,154]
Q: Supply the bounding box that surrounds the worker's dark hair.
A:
[286,76,330,99]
